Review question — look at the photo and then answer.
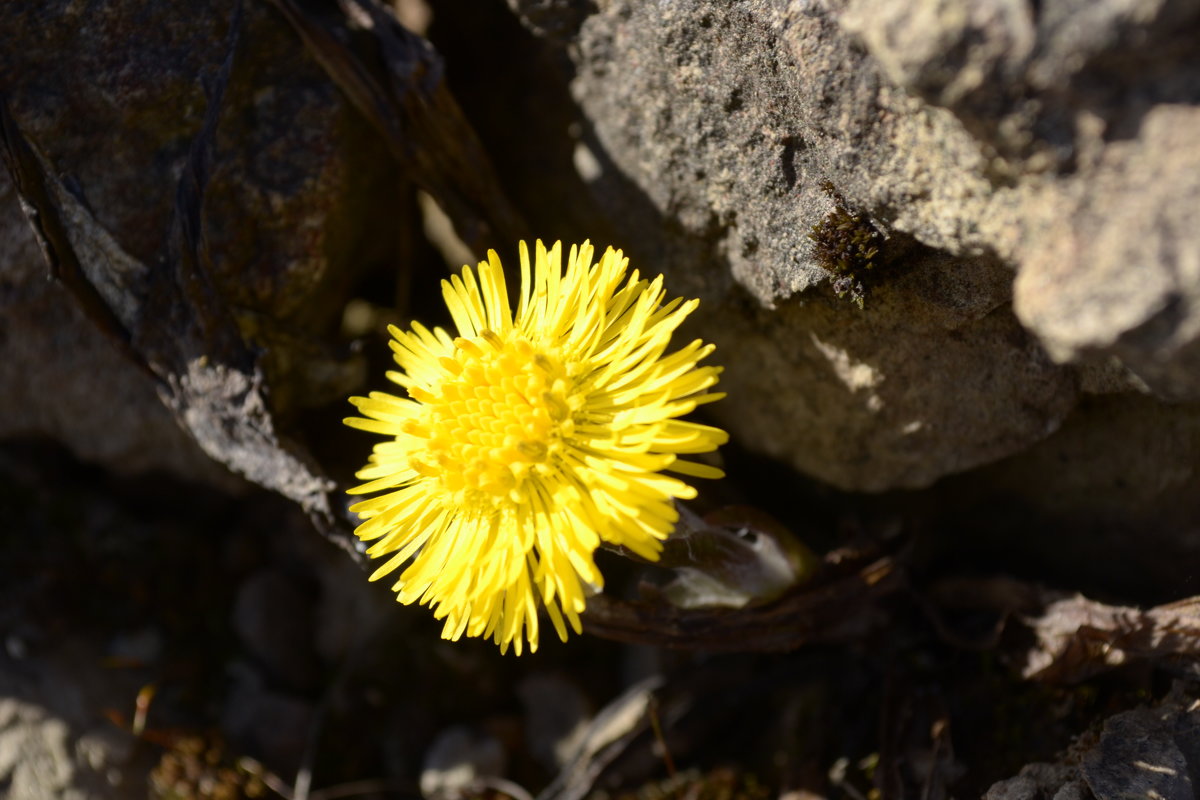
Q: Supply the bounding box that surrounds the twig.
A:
[647,697,677,779]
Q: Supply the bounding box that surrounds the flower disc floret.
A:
[410,335,577,504]
[344,240,727,654]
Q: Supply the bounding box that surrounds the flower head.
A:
[344,241,726,653]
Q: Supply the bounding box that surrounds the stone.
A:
[420,725,507,799]
[4,0,1198,506]
[984,764,1085,800]
[222,660,315,777]
[519,0,1200,491]
[1014,106,1200,400]
[697,250,1076,491]
[0,643,143,800]
[983,775,1040,800]
[1082,694,1200,800]
[842,0,1200,399]
[983,685,1200,800]
[0,0,395,482]
[0,178,236,483]
[517,673,590,771]
[232,568,321,692]
[0,701,75,800]
[564,0,1084,490]
[935,392,1200,597]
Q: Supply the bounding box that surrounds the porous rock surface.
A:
[536,0,1200,491]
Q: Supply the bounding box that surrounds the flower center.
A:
[412,332,578,502]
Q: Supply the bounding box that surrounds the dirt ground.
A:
[3,438,1197,800]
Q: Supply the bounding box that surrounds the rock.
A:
[311,546,391,665]
[984,764,1086,800]
[0,643,143,800]
[0,700,76,800]
[984,774,1039,800]
[232,568,321,692]
[0,0,395,330]
[222,660,314,777]
[571,0,823,304]
[983,687,1200,800]
[534,0,1200,491]
[4,0,1193,501]
[564,0,1086,490]
[505,0,595,43]
[698,251,1075,491]
[445,0,1092,491]
[840,0,1200,399]
[1052,783,1092,800]
[0,178,238,484]
[0,0,396,482]
[935,392,1200,598]
[517,673,590,771]
[1082,691,1200,800]
[3,0,1197,519]
[420,725,507,799]
[1014,106,1200,400]
[841,0,1200,388]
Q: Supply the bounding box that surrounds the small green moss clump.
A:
[807,180,884,309]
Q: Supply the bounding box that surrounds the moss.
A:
[807,180,885,309]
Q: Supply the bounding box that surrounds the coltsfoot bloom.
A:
[344,241,727,653]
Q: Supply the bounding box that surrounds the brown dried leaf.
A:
[1018,593,1200,683]
[928,577,1200,683]
[536,677,664,800]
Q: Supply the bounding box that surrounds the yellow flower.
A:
[344,241,727,653]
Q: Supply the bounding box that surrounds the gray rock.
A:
[945,392,1200,595]
[982,687,1200,800]
[835,0,1200,400]
[698,251,1075,491]
[0,643,143,800]
[984,775,1040,800]
[1082,698,1200,800]
[1051,782,1092,800]
[555,0,1200,489]
[985,764,1087,800]
[420,725,507,799]
[1014,106,1200,400]
[311,545,390,664]
[0,700,75,800]
[566,0,1062,490]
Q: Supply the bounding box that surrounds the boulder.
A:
[495,0,1200,490]
[0,0,396,481]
